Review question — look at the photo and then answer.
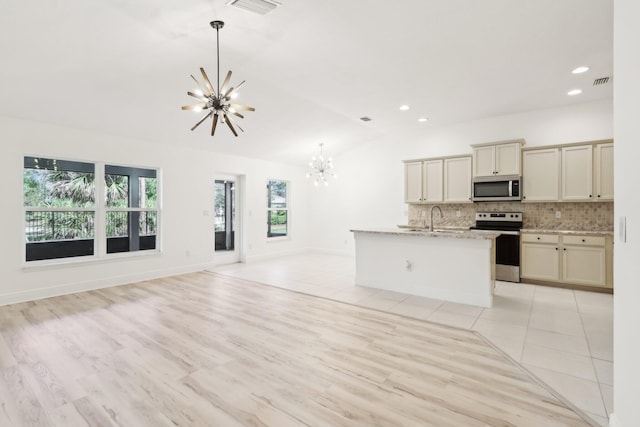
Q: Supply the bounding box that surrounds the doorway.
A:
[214,176,241,264]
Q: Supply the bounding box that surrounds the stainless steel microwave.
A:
[472,175,521,201]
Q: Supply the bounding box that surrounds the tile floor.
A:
[212,253,613,426]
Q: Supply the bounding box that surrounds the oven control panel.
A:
[475,212,522,222]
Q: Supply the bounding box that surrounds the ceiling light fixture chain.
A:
[181,20,255,138]
[306,143,337,187]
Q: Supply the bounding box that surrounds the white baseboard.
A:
[0,263,208,306]
[608,413,620,427]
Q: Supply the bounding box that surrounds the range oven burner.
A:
[471,212,523,283]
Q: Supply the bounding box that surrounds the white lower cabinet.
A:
[562,235,607,286]
[521,232,611,288]
[521,234,560,281]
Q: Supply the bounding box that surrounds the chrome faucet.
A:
[430,205,443,232]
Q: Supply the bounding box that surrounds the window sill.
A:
[267,236,290,243]
[22,249,162,270]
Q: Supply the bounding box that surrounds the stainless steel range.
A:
[471,212,523,283]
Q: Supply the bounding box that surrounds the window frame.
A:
[104,164,159,254]
[22,155,161,266]
[266,179,289,240]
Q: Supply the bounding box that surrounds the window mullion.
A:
[95,162,106,257]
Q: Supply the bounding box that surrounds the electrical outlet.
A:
[456,210,461,218]
[421,210,426,217]
[555,211,561,219]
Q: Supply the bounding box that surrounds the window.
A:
[24,157,96,261]
[23,156,159,262]
[267,180,288,238]
[105,165,158,254]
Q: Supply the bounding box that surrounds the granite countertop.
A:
[520,228,613,236]
[351,227,500,240]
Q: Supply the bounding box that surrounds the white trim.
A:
[266,236,290,243]
[2,264,208,307]
[21,249,161,270]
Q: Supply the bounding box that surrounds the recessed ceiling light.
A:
[418,117,428,122]
[567,89,583,96]
[572,66,590,74]
[399,105,410,111]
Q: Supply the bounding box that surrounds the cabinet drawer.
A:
[521,233,559,244]
[563,235,606,246]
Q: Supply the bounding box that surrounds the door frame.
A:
[212,173,245,265]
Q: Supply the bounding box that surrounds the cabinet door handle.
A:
[555,247,558,251]
[598,195,601,198]
[582,239,586,242]
[563,248,566,251]
[537,237,540,240]
[589,194,592,198]
[523,196,526,199]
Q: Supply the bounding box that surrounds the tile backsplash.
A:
[408,202,613,231]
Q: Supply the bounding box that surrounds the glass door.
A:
[214,180,235,252]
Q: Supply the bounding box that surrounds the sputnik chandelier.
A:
[306,143,336,187]
[182,20,254,137]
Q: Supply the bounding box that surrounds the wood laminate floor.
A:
[0,272,596,426]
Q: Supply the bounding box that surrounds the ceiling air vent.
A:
[593,77,610,86]
[227,0,281,15]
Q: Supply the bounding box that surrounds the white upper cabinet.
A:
[522,148,560,202]
[523,141,613,203]
[404,161,424,203]
[444,156,472,203]
[404,156,470,204]
[472,140,522,177]
[595,143,614,200]
[562,145,593,201]
[423,159,444,203]
[472,146,496,177]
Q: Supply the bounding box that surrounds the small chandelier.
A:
[306,143,336,186]
[182,20,254,137]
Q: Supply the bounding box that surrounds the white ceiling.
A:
[0,0,613,165]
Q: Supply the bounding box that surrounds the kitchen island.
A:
[351,228,499,308]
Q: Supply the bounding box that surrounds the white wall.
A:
[0,116,312,305]
[310,99,613,255]
[612,0,640,426]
